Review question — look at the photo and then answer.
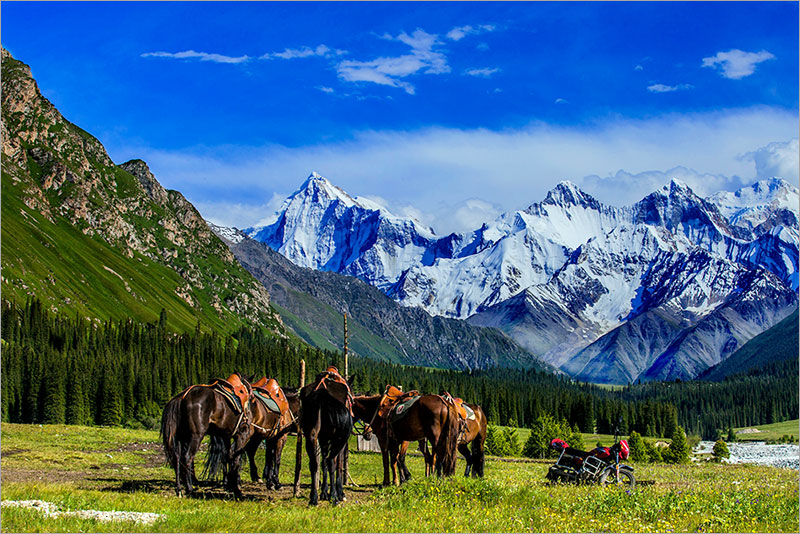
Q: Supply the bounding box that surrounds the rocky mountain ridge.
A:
[1,48,280,332]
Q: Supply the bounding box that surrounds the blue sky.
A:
[3,1,798,233]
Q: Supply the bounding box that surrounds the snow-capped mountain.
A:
[245,172,438,291]
[246,172,799,383]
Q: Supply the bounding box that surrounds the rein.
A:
[361,388,387,436]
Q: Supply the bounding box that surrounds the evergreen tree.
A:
[726,427,737,442]
[99,370,124,426]
[42,358,67,424]
[627,430,648,462]
[663,426,690,464]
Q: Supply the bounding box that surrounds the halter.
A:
[360,387,388,437]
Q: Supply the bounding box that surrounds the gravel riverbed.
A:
[695,441,800,469]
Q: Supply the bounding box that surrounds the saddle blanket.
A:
[389,395,421,423]
[253,389,281,414]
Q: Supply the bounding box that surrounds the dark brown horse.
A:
[352,394,414,486]
[383,394,460,484]
[160,373,253,497]
[299,370,353,505]
[244,385,300,489]
[420,403,487,477]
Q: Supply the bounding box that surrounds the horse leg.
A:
[293,433,303,498]
[173,440,183,497]
[320,446,330,501]
[263,439,276,489]
[459,442,472,477]
[379,432,391,486]
[271,435,287,490]
[398,441,412,483]
[388,440,401,486]
[227,430,252,498]
[305,432,320,506]
[182,434,203,495]
[246,436,262,483]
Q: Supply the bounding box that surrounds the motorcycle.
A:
[545,427,635,488]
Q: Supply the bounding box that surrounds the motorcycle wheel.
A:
[599,467,635,488]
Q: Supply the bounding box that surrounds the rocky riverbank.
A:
[695,441,799,469]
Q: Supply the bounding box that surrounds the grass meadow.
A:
[1,423,798,533]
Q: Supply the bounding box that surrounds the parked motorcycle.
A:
[545,427,634,487]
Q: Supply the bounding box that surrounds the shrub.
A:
[486,424,521,457]
[712,439,730,461]
[523,414,583,459]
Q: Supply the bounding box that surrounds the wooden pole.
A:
[343,312,349,379]
[293,359,306,497]
[343,312,350,483]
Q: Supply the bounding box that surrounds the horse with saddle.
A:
[352,385,483,485]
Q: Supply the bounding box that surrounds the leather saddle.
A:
[440,391,470,421]
[252,376,290,416]
[215,373,251,413]
[181,373,251,413]
[378,385,421,419]
[311,366,354,416]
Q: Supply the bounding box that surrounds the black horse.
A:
[299,370,353,506]
[160,373,253,497]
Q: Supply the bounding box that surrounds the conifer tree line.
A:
[2,299,796,438]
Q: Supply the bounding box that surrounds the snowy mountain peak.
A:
[295,171,357,208]
[540,180,601,210]
[707,177,799,233]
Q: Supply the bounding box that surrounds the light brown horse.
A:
[244,384,301,489]
[420,403,487,477]
[382,394,460,484]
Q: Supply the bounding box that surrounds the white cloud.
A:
[464,67,500,78]
[141,50,250,64]
[647,83,694,93]
[195,194,287,229]
[107,107,798,234]
[446,24,496,41]
[262,44,345,60]
[335,29,449,94]
[701,49,775,79]
[317,86,335,94]
[742,138,799,181]
[634,64,644,71]
[554,98,568,104]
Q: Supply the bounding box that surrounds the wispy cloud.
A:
[634,64,644,71]
[111,107,798,234]
[261,44,345,60]
[701,49,775,79]
[141,50,250,64]
[554,98,568,104]
[464,67,500,78]
[317,86,335,94]
[647,83,694,93]
[335,29,449,94]
[446,24,496,41]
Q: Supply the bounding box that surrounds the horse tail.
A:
[437,400,459,477]
[202,434,230,481]
[160,395,182,470]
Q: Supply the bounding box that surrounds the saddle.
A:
[252,377,290,416]
[181,373,251,413]
[439,391,469,421]
[313,366,354,416]
[378,385,421,419]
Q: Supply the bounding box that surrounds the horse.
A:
[382,394,460,484]
[420,402,487,477]
[299,369,354,505]
[459,403,487,477]
[160,373,253,497]
[352,394,414,486]
[244,383,301,490]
